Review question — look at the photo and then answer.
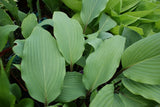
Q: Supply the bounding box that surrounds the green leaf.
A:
[0,9,13,26]
[57,72,86,102]
[13,40,25,57]
[0,25,18,52]
[113,94,124,107]
[83,36,125,91]
[105,0,122,15]
[98,32,113,40]
[122,27,142,48]
[122,32,160,85]
[16,98,34,107]
[21,14,38,38]
[6,55,16,76]
[53,12,85,65]
[38,19,54,27]
[90,84,114,107]
[98,13,117,32]
[127,26,144,36]
[121,0,141,13]
[62,0,82,12]
[80,0,109,25]
[10,83,22,102]
[122,78,160,104]
[18,10,27,22]
[21,26,66,104]
[0,59,16,106]
[119,14,139,25]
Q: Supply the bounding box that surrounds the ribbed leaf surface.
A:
[21,26,65,104]
[80,0,108,25]
[122,78,160,103]
[122,33,160,85]
[53,12,84,65]
[83,36,125,91]
[90,84,114,107]
[57,72,86,102]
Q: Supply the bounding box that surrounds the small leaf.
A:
[122,27,142,48]
[80,0,109,25]
[38,19,54,27]
[99,13,117,32]
[90,84,114,107]
[53,12,85,65]
[57,72,86,102]
[98,32,113,40]
[83,36,125,91]
[0,25,18,52]
[122,78,160,104]
[21,26,66,104]
[122,32,160,85]
[6,55,16,76]
[13,40,25,57]
[21,14,38,38]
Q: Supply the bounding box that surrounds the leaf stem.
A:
[83,24,88,34]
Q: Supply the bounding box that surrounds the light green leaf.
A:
[127,26,144,36]
[83,36,125,91]
[16,98,34,107]
[90,84,114,107]
[121,0,141,13]
[0,9,13,26]
[6,55,16,76]
[119,14,139,25]
[13,64,21,71]
[86,38,102,50]
[18,10,27,22]
[13,40,25,57]
[98,32,113,40]
[53,12,85,65]
[21,13,38,38]
[0,25,18,52]
[62,0,82,12]
[57,72,86,102]
[122,78,160,104]
[10,83,22,102]
[113,94,124,107]
[38,19,54,27]
[0,59,16,107]
[122,32,160,85]
[98,13,117,32]
[80,0,109,25]
[21,26,66,104]
[122,27,142,48]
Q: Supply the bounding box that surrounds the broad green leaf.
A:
[15,98,34,107]
[98,13,117,32]
[21,26,66,104]
[119,14,139,25]
[42,0,60,12]
[121,0,141,13]
[53,12,85,65]
[124,10,153,18]
[0,9,13,26]
[98,32,113,40]
[0,25,18,52]
[0,59,16,106]
[120,88,157,107]
[122,27,142,48]
[113,94,124,107]
[138,23,153,37]
[90,84,114,107]
[21,14,38,38]
[136,1,159,11]
[127,26,144,36]
[10,83,22,102]
[57,72,86,102]
[122,32,160,85]
[105,0,122,15]
[83,36,125,91]
[76,56,86,67]
[38,19,54,27]
[13,40,25,57]
[122,78,160,103]
[62,0,82,12]
[80,0,109,25]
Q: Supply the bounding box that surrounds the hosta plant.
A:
[0,0,160,107]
